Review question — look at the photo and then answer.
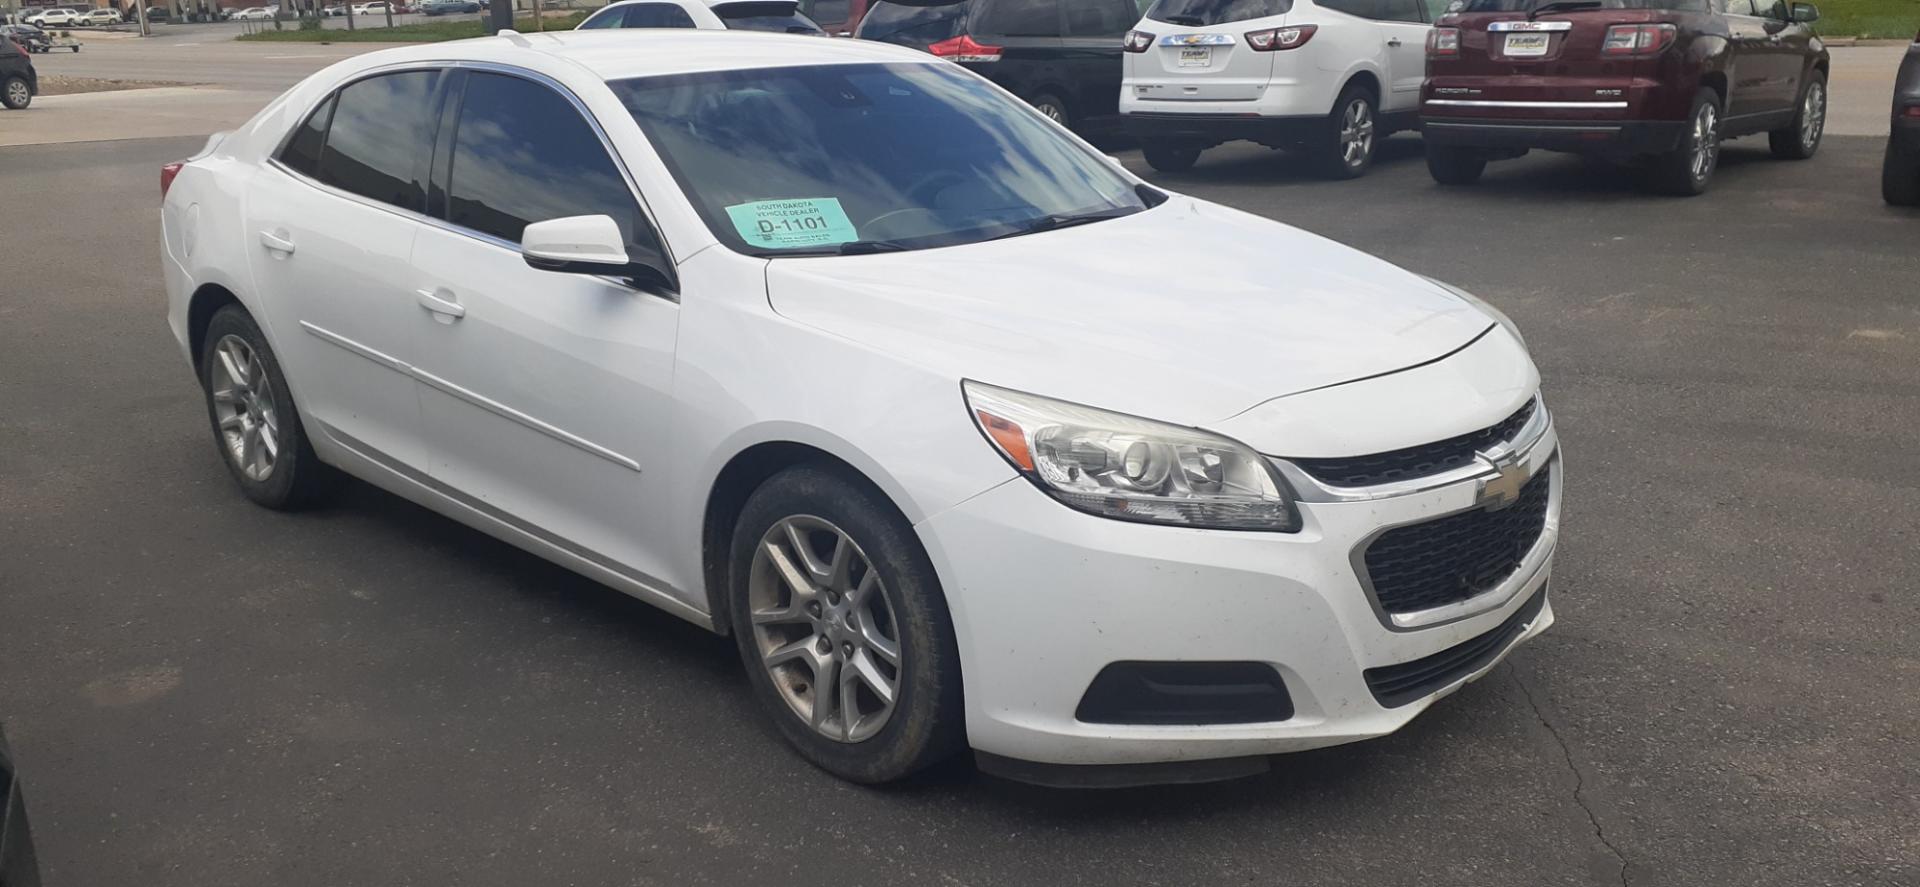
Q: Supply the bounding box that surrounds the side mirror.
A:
[522,215,677,294]
[1790,1,1817,22]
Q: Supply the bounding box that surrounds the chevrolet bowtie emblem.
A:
[1182,34,1204,44]
[1474,449,1531,511]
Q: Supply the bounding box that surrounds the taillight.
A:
[161,161,184,199]
[1428,27,1460,57]
[926,34,1002,62]
[1245,24,1316,51]
[1601,23,1676,55]
[1123,29,1154,52]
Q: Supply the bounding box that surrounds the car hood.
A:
[764,196,1496,430]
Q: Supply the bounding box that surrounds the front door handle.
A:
[415,288,466,321]
[1387,37,1402,47]
[258,230,295,255]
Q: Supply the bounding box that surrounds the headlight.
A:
[963,381,1300,532]
[1428,277,1527,352]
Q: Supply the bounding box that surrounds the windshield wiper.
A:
[1162,14,1203,25]
[983,207,1142,243]
[1528,0,1602,18]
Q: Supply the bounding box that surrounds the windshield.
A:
[716,1,825,32]
[855,0,968,46]
[1143,0,1292,25]
[614,63,1150,257]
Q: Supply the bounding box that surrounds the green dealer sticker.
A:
[725,198,858,249]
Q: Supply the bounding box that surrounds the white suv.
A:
[1121,0,1436,177]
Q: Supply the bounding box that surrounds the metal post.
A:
[381,0,389,26]
[485,0,507,33]
[133,0,149,35]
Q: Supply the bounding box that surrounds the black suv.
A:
[855,0,1144,133]
[1,31,35,111]
[1883,31,1920,205]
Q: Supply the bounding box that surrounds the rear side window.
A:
[623,2,699,25]
[315,71,439,211]
[446,72,655,251]
[715,1,823,32]
[856,0,969,44]
[1061,0,1137,34]
[799,0,851,24]
[1143,0,1290,25]
[1320,0,1423,20]
[577,5,626,26]
[974,0,1057,34]
[277,94,334,177]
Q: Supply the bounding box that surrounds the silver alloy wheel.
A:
[747,515,903,743]
[4,79,28,107]
[209,334,280,482]
[1691,101,1719,182]
[1801,81,1826,150]
[1340,98,1375,167]
[1036,101,1065,123]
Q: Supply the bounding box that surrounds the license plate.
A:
[1179,47,1211,66]
[1504,33,1550,56]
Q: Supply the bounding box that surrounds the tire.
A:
[1769,70,1826,160]
[1316,84,1378,179]
[1646,88,1721,196]
[199,305,342,510]
[1029,91,1070,128]
[2,76,30,110]
[1426,144,1487,185]
[1142,141,1202,172]
[1885,141,1920,206]
[728,463,964,784]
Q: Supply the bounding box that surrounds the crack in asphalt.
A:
[1508,663,1630,887]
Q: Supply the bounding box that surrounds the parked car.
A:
[1,24,51,52]
[145,5,172,20]
[856,0,1140,133]
[350,1,393,13]
[80,7,124,23]
[1,30,35,109]
[1882,29,1920,205]
[1120,0,1432,177]
[418,0,480,15]
[232,6,275,19]
[23,8,82,26]
[795,0,870,33]
[577,0,825,33]
[1421,0,1827,195]
[0,726,41,887]
[162,30,1557,787]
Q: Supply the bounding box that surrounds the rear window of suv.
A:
[1144,0,1291,25]
[857,0,969,44]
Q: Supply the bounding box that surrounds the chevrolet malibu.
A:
[160,30,1560,786]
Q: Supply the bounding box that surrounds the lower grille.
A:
[1362,464,1552,615]
[1364,586,1547,708]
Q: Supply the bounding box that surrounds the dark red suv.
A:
[1420,0,1829,195]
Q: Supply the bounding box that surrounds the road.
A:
[1,39,1918,887]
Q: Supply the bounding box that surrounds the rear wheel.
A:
[1647,88,1721,196]
[1426,144,1487,185]
[1884,142,1920,206]
[199,306,342,509]
[2,76,30,110]
[1316,85,1378,179]
[1142,141,1202,172]
[1769,70,1826,159]
[1028,92,1070,129]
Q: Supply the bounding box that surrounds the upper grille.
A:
[1292,400,1537,488]
[1362,465,1552,615]
[1364,585,1548,708]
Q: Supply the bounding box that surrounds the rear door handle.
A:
[258,230,295,255]
[1387,37,1402,47]
[414,289,466,321]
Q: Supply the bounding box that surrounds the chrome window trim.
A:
[1423,99,1630,109]
[1271,396,1550,504]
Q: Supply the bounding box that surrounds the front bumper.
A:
[1121,111,1325,148]
[917,422,1560,768]
[1421,116,1687,155]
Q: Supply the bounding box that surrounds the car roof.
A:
[347,29,930,82]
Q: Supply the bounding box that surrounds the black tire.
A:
[1646,88,1721,196]
[1885,141,1920,206]
[1769,70,1825,160]
[1426,144,1488,185]
[728,463,964,784]
[1316,84,1378,179]
[2,75,30,110]
[1028,91,1070,129]
[1141,141,1202,172]
[199,305,342,510]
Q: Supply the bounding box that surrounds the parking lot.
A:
[3,33,1918,887]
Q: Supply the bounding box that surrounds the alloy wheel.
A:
[1801,81,1825,151]
[208,334,280,482]
[5,80,28,107]
[747,515,903,743]
[1690,102,1719,183]
[1340,98,1375,168]
[1036,101,1065,124]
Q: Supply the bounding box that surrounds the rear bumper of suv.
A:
[1121,112,1326,147]
[1421,116,1688,155]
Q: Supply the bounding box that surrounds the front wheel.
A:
[728,464,964,784]
[1316,86,1378,179]
[1426,144,1488,185]
[1770,71,1826,160]
[1647,88,1721,196]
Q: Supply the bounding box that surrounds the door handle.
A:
[414,289,466,321]
[258,230,295,255]
[1387,37,1403,47]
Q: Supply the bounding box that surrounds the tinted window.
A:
[1061,0,1136,34]
[447,72,652,251]
[623,2,697,25]
[316,71,438,210]
[716,1,824,31]
[1316,0,1370,16]
[616,62,1150,257]
[799,0,850,24]
[1457,0,1703,9]
[974,0,1056,34]
[856,0,968,45]
[1380,0,1424,19]
[1749,0,1782,16]
[278,94,334,177]
[577,6,625,26]
[1143,0,1289,25]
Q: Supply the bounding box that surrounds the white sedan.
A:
[350,1,392,13]
[159,30,1558,786]
[231,6,276,19]
[576,0,822,34]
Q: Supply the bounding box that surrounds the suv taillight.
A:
[1124,29,1154,52]
[927,34,1002,62]
[1245,25,1316,50]
[1601,23,1676,55]
[161,161,184,199]
[1428,27,1460,57]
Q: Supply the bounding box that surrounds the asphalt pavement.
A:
[2,59,1918,887]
